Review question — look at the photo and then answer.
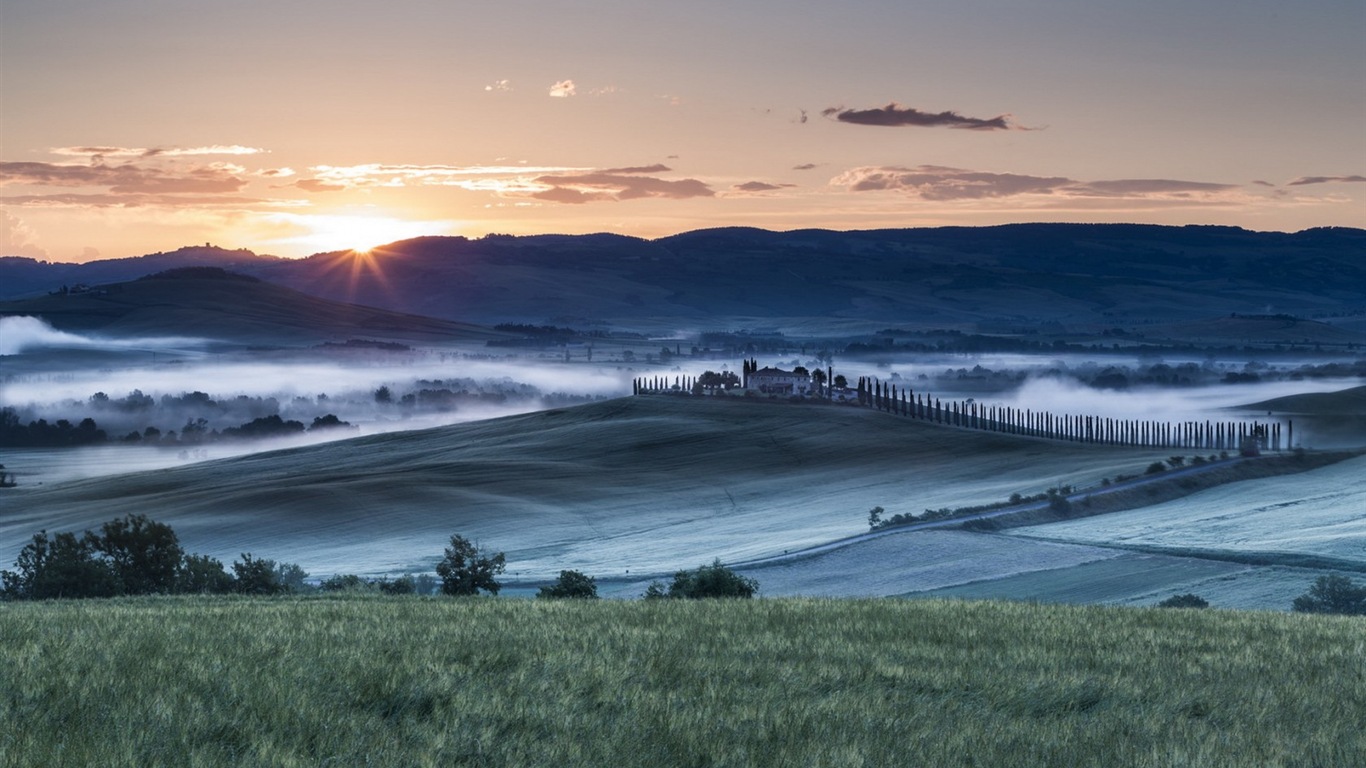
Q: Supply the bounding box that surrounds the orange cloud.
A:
[833,165,1237,201]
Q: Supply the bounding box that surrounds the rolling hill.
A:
[0,396,1188,579]
[1245,384,1366,415]
[0,267,508,346]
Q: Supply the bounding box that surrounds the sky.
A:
[2,0,1363,261]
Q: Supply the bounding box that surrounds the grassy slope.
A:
[1010,455,1366,565]
[1246,384,1366,415]
[1,397,1182,578]
[1,596,1362,767]
[0,273,504,345]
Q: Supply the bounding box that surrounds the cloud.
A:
[528,172,714,204]
[599,164,672,174]
[792,163,819,171]
[821,103,1022,131]
[1,193,278,208]
[0,160,248,194]
[1287,175,1366,186]
[294,179,347,193]
[1067,179,1237,197]
[732,181,796,193]
[484,79,511,92]
[51,145,264,158]
[549,79,576,98]
[834,165,1069,199]
[833,165,1240,202]
[1,210,47,258]
[1251,180,1276,187]
[301,163,585,190]
[258,167,296,178]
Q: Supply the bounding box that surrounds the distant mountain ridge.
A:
[0,265,507,345]
[0,245,280,300]
[4,224,1363,331]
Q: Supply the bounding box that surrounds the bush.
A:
[1145,462,1166,475]
[233,553,284,595]
[378,576,416,595]
[320,574,371,593]
[1292,575,1366,615]
[664,559,758,599]
[435,535,506,596]
[537,570,599,599]
[1157,593,1209,609]
[177,554,235,594]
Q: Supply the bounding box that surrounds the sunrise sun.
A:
[279,214,454,254]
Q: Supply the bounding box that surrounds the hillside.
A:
[2,396,1183,578]
[0,267,507,346]
[1245,384,1366,415]
[4,225,1364,332]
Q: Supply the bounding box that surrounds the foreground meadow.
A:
[2,596,1362,767]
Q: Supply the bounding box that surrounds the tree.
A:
[1,530,119,600]
[435,535,506,596]
[233,553,283,595]
[177,554,235,594]
[867,506,884,529]
[275,562,310,593]
[664,559,758,599]
[537,569,599,599]
[811,368,827,387]
[1157,593,1209,609]
[88,513,184,595]
[1292,575,1366,615]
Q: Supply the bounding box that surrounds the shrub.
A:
[233,553,284,595]
[1157,593,1209,609]
[1292,575,1366,615]
[1145,462,1166,475]
[435,535,506,596]
[378,575,416,595]
[320,574,371,593]
[177,554,235,594]
[665,559,758,599]
[537,570,599,599]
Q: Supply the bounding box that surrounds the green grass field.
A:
[2,596,1362,767]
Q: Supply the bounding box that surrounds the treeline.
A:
[853,376,1288,452]
[0,515,309,600]
[0,407,353,448]
[2,517,761,602]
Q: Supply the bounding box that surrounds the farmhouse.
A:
[747,366,813,396]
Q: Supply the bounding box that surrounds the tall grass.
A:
[1,596,1362,766]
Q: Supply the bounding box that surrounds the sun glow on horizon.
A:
[265,213,458,256]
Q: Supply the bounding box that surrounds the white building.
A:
[748,367,814,396]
